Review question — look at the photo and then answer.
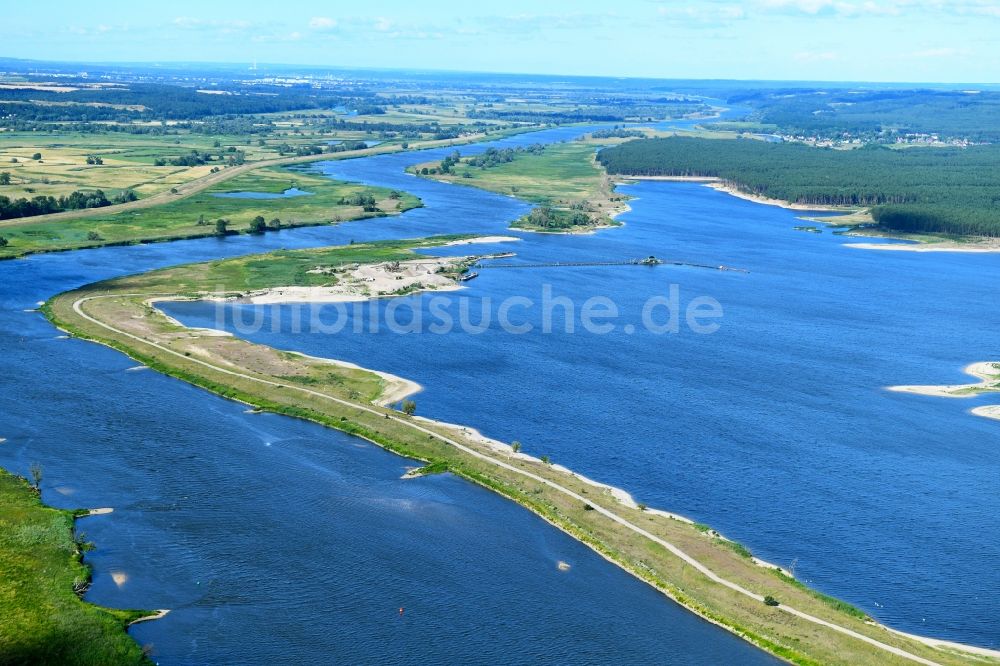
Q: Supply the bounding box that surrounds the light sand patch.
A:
[752,557,794,579]
[707,182,856,212]
[282,350,421,407]
[238,256,471,304]
[110,571,128,587]
[888,362,1000,397]
[971,405,1000,421]
[129,609,170,626]
[442,235,521,246]
[882,626,1000,660]
[845,241,1000,253]
[188,328,233,337]
[621,175,721,183]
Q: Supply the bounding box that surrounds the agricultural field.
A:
[0,165,420,258]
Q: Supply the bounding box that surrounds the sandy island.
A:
[971,405,1000,421]
[889,362,1000,422]
[888,362,1000,398]
[235,237,518,305]
[238,256,467,304]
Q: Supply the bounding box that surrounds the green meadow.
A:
[0,165,420,259]
[0,469,149,665]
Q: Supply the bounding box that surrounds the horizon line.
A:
[1,55,998,88]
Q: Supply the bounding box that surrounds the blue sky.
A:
[6,0,1000,82]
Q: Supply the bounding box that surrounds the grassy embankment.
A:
[409,141,629,233]
[42,237,998,666]
[0,165,419,259]
[0,469,150,665]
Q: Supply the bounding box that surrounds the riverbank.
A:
[41,237,1000,666]
[620,175,866,215]
[409,141,629,233]
[0,126,539,260]
[0,468,151,664]
[845,241,1000,253]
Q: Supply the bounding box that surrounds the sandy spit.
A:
[845,242,1000,253]
[888,362,1000,398]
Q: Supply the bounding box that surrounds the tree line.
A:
[0,189,137,220]
[597,137,1000,236]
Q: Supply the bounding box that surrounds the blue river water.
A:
[168,142,1000,648]
[212,186,313,199]
[0,121,784,664]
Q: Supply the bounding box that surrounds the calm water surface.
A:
[0,121,780,664]
[170,141,1000,648]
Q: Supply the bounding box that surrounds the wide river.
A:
[2,118,998,662]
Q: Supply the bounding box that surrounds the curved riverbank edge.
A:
[0,126,545,261]
[888,362,1000,398]
[617,175,854,213]
[410,146,631,234]
[0,468,157,663]
[622,176,1000,252]
[844,242,1000,253]
[889,362,1000,421]
[40,259,1000,665]
[0,127,537,231]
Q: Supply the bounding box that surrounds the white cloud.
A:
[309,17,337,31]
[658,4,747,22]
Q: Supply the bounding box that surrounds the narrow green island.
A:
[408,141,629,233]
[40,237,995,666]
[0,469,151,664]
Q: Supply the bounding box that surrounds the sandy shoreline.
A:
[845,241,1000,253]
[442,235,520,246]
[620,175,861,213]
[889,361,1000,423]
[706,182,854,212]
[283,349,422,407]
[888,361,1000,398]
[971,405,1000,421]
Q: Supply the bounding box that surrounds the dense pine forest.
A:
[725,89,1000,143]
[597,137,1000,236]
